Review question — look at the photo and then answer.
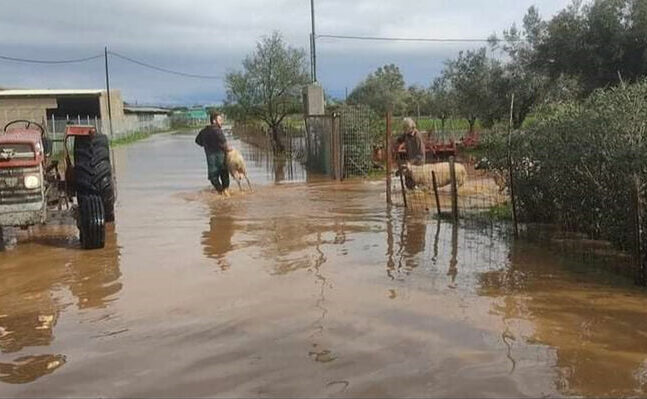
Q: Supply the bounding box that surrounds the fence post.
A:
[386,111,392,205]
[633,174,646,286]
[332,114,342,181]
[432,170,441,216]
[398,165,408,208]
[507,93,519,238]
[449,156,458,220]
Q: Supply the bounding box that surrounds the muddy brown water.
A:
[1,131,646,397]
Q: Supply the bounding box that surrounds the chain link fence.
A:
[304,105,379,179]
[339,106,376,178]
[233,121,306,162]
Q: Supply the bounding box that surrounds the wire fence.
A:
[43,114,171,154]
[390,157,508,219]
[340,106,375,178]
[232,121,306,162]
[388,151,643,283]
[385,81,647,285]
[304,105,378,179]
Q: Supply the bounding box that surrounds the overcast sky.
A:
[0,0,572,105]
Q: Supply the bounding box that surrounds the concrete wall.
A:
[0,97,57,130]
[99,90,125,136]
[122,113,170,134]
[0,90,170,140]
[302,84,324,116]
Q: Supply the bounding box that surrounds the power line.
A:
[317,34,507,43]
[0,54,103,64]
[108,51,223,80]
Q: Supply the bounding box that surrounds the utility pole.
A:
[104,46,114,137]
[309,34,314,82]
[310,0,317,83]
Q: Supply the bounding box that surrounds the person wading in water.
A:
[196,111,231,196]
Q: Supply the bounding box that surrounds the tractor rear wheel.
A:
[74,133,115,222]
[77,194,105,249]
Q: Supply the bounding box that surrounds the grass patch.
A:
[110,130,170,146]
[367,168,387,179]
[488,202,513,221]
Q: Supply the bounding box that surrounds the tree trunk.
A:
[468,117,476,133]
[270,126,285,153]
[515,102,532,129]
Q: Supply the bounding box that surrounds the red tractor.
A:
[0,120,115,249]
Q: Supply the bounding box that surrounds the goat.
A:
[226,148,253,192]
[400,162,467,190]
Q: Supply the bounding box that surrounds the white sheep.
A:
[401,162,467,190]
[226,148,252,192]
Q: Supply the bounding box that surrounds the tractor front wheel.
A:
[78,194,105,249]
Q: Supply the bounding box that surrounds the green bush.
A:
[484,79,647,251]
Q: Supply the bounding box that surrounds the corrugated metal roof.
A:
[0,89,103,97]
[187,109,208,118]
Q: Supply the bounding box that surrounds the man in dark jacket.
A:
[196,111,230,195]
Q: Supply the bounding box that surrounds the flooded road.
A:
[1,131,647,397]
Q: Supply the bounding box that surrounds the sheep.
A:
[225,147,253,192]
[401,161,467,190]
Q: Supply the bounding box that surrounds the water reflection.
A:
[478,242,647,397]
[0,354,66,384]
[385,207,397,281]
[201,202,237,270]
[402,215,426,270]
[386,210,429,280]
[447,222,459,287]
[431,219,441,264]
[308,232,336,364]
[0,227,121,384]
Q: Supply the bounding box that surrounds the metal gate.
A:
[304,106,374,180]
[339,106,373,178]
[305,114,340,179]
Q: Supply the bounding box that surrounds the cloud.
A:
[0,0,571,104]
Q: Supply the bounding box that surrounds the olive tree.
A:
[442,48,508,131]
[429,76,456,132]
[347,64,408,115]
[225,31,309,152]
